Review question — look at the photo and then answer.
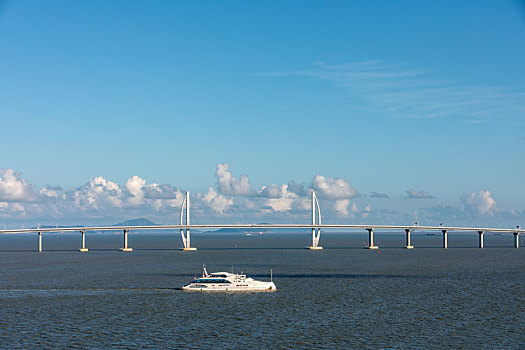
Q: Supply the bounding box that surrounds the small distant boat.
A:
[182,266,276,292]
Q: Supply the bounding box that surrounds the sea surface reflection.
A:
[1,233,523,348]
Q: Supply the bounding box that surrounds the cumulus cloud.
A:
[39,187,59,198]
[0,169,37,202]
[144,184,184,200]
[216,163,253,196]
[407,189,435,199]
[1,165,519,227]
[369,192,390,199]
[198,186,233,213]
[258,184,282,198]
[265,185,297,212]
[125,175,146,206]
[73,176,124,210]
[362,205,371,218]
[334,199,350,216]
[0,201,26,216]
[462,190,496,215]
[287,180,309,196]
[312,175,359,200]
[334,200,365,218]
[124,176,185,209]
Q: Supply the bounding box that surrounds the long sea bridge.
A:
[0,192,522,251]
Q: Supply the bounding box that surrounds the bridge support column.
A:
[442,230,448,249]
[405,229,414,249]
[308,192,323,250]
[182,228,197,251]
[120,229,133,252]
[181,191,197,251]
[79,230,88,252]
[514,232,519,248]
[37,224,42,252]
[365,228,378,249]
[478,231,484,249]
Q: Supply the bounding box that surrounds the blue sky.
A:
[0,1,524,227]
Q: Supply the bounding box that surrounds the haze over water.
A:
[1,233,523,348]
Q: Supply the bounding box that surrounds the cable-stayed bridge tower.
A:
[180,191,196,251]
[308,191,323,250]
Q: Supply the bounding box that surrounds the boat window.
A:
[211,274,228,278]
[193,279,231,283]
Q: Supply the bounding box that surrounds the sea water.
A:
[0,233,523,349]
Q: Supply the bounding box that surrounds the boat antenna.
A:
[270,268,273,283]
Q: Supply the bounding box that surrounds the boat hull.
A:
[182,282,276,292]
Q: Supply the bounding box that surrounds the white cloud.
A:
[265,60,525,121]
[39,188,58,198]
[125,175,146,206]
[407,189,434,199]
[258,184,282,198]
[462,190,497,215]
[362,205,371,218]
[0,165,520,227]
[0,169,36,202]
[265,184,297,212]
[198,186,233,213]
[143,183,183,200]
[312,175,359,200]
[216,163,252,196]
[124,176,185,210]
[150,195,184,211]
[73,176,124,210]
[287,180,309,196]
[0,201,27,219]
[334,200,362,218]
[369,192,389,199]
[334,199,350,216]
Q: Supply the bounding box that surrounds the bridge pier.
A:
[181,228,197,251]
[442,230,448,249]
[308,192,323,250]
[365,228,378,249]
[405,228,414,249]
[478,231,484,248]
[79,230,88,252]
[180,191,197,251]
[514,232,519,248]
[37,225,42,252]
[120,229,133,252]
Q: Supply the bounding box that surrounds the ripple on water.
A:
[0,234,524,348]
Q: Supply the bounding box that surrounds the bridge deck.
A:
[0,224,523,234]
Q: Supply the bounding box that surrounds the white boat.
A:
[182,266,276,292]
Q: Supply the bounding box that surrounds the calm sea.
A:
[1,232,523,349]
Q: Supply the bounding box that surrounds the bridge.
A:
[0,192,522,251]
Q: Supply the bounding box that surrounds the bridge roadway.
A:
[2,192,521,250]
[0,223,523,234]
[0,223,522,252]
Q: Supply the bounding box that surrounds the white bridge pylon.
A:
[180,191,196,251]
[308,191,323,250]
